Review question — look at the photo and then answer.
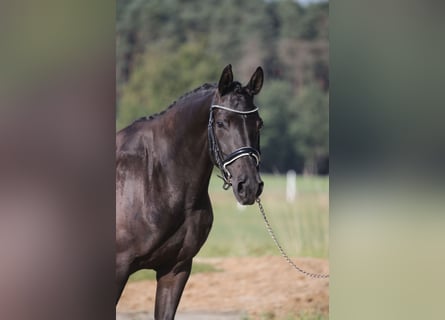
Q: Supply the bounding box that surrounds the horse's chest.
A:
[138,208,213,269]
[170,218,210,256]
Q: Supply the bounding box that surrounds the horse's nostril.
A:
[236,175,247,194]
[237,180,245,195]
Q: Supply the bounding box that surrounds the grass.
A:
[199,173,329,259]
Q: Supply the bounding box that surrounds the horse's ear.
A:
[246,66,264,96]
[218,64,233,96]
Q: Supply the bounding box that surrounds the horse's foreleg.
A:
[115,256,130,304]
[154,259,192,320]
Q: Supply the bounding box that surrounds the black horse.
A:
[116,65,264,319]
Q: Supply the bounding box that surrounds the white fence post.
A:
[286,170,297,203]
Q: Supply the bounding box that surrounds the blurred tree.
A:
[299,2,329,40]
[258,80,304,173]
[117,41,221,130]
[275,0,304,39]
[261,2,285,79]
[289,84,329,174]
[116,0,185,100]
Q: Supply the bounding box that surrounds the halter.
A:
[208,104,261,190]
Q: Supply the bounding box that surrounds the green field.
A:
[199,173,329,259]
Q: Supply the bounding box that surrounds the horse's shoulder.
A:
[116,124,150,166]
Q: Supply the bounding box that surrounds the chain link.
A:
[256,198,329,279]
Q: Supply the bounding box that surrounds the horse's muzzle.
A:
[234,174,263,205]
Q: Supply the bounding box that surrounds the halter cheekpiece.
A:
[208,104,261,190]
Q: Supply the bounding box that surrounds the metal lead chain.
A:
[256,198,329,279]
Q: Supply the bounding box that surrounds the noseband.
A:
[208,104,261,190]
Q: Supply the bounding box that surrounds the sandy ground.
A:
[117,256,329,319]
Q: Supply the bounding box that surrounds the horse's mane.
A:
[132,83,217,124]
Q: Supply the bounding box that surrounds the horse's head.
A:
[209,64,264,205]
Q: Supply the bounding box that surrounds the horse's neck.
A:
[162,90,215,188]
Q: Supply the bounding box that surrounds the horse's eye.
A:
[216,121,224,128]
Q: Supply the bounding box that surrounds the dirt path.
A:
[117,256,329,319]
[116,311,241,320]
[116,311,243,320]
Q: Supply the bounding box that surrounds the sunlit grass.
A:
[200,173,329,258]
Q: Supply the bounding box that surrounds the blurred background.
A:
[116,0,329,175]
